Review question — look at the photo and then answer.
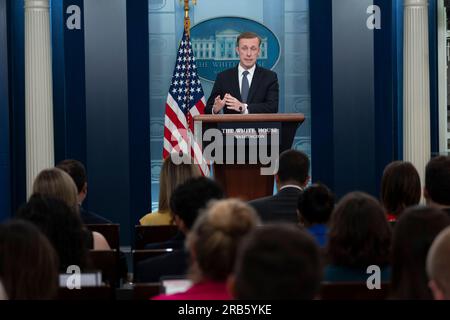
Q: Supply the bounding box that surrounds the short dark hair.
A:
[56,159,87,193]
[327,192,391,268]
[277,149,309,185]
[236,31,261,47]
[0,220,59,299]
[297,183,335,224]
[425,156,450,205]
[16,194,89,271]
[233,224,322,300]
[169,177,224,230]
[390,206,450,299]
[381,161,421,217]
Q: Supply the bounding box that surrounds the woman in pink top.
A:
[153,199,260,300]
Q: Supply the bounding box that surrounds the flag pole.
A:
[182,0,197,35]
[182,0,196,150]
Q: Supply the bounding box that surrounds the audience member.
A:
[135,177,224,282]
[297,183,334,247]
[30,168,110,250]
[139,154,201,225]
[32,167,78,209]
[249,149,309,223]
[58,160,128,280]
[153,199,259,300]
[425,156,450,215]
[381,161,421,222]
[427,226,450,300]
[324,192,391,282]
[390,206,450,299]
[0,220,58,299]
[17,194,89,272]
[57,159,112,224]
[231,224,322,300]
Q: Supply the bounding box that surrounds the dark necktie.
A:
[241,70,250,103]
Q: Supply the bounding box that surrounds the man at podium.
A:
[205,31,279,115]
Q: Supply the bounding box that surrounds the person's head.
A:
[276,149,309,189]
[187,199,260,282]
[56,159,87,204]
[231,224,322,300]
[390,206,450,299]
[16,194,88,272]
[297,183,334,226]
[236,31,261,69]
[425,156,450,207]
[381,161,421,217]
[32,168,78,211]
[327,192,391,268]
[0,220,58,299]
[427,226,450,299]
[159,155,201,213]
[169,177,224,233]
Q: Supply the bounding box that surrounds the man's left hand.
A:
[224,94,246,113]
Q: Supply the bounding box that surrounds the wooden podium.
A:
[193,113,304,201]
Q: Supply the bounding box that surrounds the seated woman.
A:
[153,199,260,300]
[380,161,421,223]
[17,194,90,272]
[390,206,450,299]
[324,192,392,282]
[24,167,110,250]
[140,154,201,226]
[0,220,58,299]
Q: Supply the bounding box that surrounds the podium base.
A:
[213,164,274,201]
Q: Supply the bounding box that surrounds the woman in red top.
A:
[153,199,260,300]
[380,161,421,223]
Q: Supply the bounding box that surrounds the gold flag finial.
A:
[180,0,197,35]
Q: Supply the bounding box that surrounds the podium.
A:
[193,113,304,201]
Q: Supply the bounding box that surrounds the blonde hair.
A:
[158,155,201,213]
[427,226,450,297]
[187,199,260,282]
[32,168,79,210]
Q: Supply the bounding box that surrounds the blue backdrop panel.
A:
[311,0,400,199]
[310,0,334,192]
[0,0,11,220]
[84,0,131,242]
[9,0,26,213]
[126,0,151,233]
[52,0,87,165]
[374,0,398,194]
[333,0,376,197]
[429,0,439,155]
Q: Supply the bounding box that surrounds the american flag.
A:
[163,30,209,175]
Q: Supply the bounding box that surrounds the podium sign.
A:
[194,114,304,200]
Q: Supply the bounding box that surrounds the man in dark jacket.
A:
[249,149,309,223]
[57,159,111,224]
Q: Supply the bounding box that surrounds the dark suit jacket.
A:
[205,65,279,114]
[79,206,112,225]
[135,249,189,283]
[248,187,302,224]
